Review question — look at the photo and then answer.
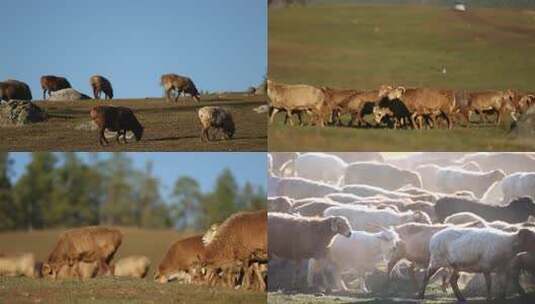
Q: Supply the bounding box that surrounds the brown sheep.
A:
[268,212,352,289]
[160,74,200,102]
[154,234,206,284]
[0,80,32,101]
[42,226,122,279]
[201,210,267,290]
[0,253,37,278]
[90,75,114,99]
[197,106,235,142]
[40,75,71,100]
[111,255,151,279]
[90,106,144,146]
[56,261,99,280]
[320,87,361,125]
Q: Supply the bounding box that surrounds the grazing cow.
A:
[90,75,114,99]
[459,90,516,125]
[90,106,144,146]
[0,80,32,101]
[267,79,329,127]
[42,226,122,279]
[197,106,235,141]
[40,75,71,100]
[160,74,200,102]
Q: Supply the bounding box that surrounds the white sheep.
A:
[308,227,401,292]
[0,253,37,278]
[501,172,535,203]
[434,167,505,198]
[343,162,422,190]
[418,226,530,301]
[324,205,431,232]
[294,153,347,185]
[269,176,340,200]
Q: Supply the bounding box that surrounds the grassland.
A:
[0,228,266,303]
[0,94,267,151]
[268,4,535,151]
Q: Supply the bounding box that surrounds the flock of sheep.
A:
[268,152,535,301]
[0,210,267,291]
[267,80,535,129]
[0,74,237,145]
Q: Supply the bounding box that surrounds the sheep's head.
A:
[41,263,59,280]
[377,227,401,262]
[330,216,351,238]
[515,228,535,252]
[373,106,393,124]
[412,210,432,224]
[134,125,144,142]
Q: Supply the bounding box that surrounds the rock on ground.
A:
[0,100,47,126]
[48,88,91,101]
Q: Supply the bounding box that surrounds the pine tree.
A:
[135,161,171,228]
[0,153,15,230]
[201,168,238,228]
[171,176,203,230]
[13,152,57,230]
[100,153,135,226]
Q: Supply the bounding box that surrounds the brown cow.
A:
[160,74,200,102]
[90,106,144,146]
[0,79,32,101]
[42,226,122,279]
[40,75,71,100]
[90,75,114,100]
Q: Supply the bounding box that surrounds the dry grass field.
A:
[0,94,267,151]
[0,228,266,304]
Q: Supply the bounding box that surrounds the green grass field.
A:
[0,228,266,303]
[268,4,535,151]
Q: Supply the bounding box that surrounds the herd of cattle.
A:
[0,210,267,291]
[0,74,236,145]
[268,152,535,301]
[267,80,535,129]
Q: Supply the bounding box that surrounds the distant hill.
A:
[306,0,535,8]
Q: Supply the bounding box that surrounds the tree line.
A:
[0,152,265,232]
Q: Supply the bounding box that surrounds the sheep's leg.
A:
[418,266,440,299]
[253,263,266,291]
[449,270,465,302]
[116,131,121,144]
[269,108,279,124]
[99,128,108,146]
[122,130,128,144]
[43,89,47,100]
[496,108,503,126]
[483,271,492,301]
[508,257,526,297]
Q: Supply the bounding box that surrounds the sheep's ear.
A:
[42,263,51,275]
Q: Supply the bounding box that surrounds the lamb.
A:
[90,75,113,99]
[501,172,535,203]
[268,212,352,288]
[343,162,422,190]
[268,196,293,213]
[309,227,401,292]
[434,167,505,198]
[198,106,235,142]
[160,74,200,102]
[435,196,535,223]
[270,177,340,200]
[324,205,431,232]
[112,256,151,279]
[0,253,37,278]
[0,80,32,101]
[459,152,535,175]
[40,75,71,99]
[56,261,99,280]
[418,227,535,301]
[154,235,206,284]
[293,153,347,185]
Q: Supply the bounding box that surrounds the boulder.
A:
[48,88,91,101]
[0,100,47,126]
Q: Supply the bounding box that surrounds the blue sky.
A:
[1,0,266,99]
[9,152,267,199]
